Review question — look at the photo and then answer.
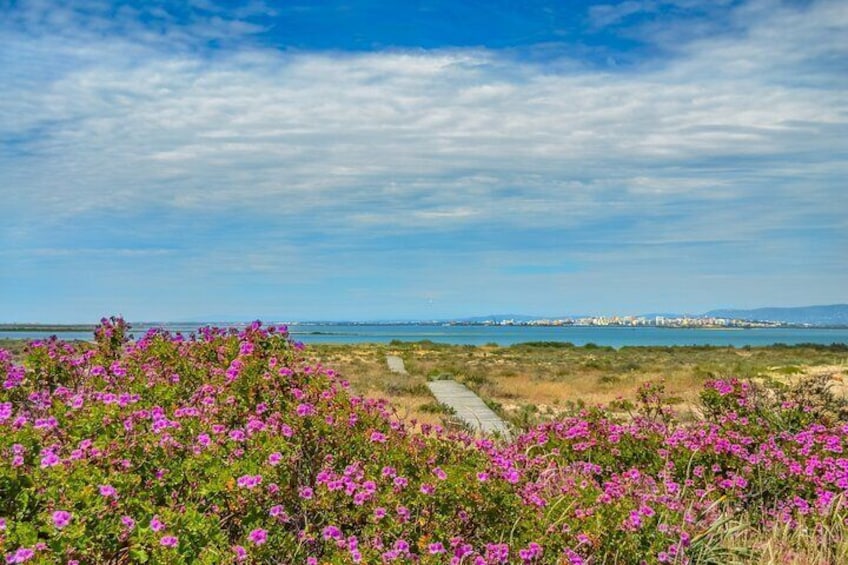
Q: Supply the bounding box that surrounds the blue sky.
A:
[1,0,846,322]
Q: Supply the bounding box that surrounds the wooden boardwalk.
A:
[426,380,512,440]
[385,355,408,374]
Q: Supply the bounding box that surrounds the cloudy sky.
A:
[1,0,846,322]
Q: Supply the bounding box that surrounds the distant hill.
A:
[639,312,687,320]
[705,304,848,326]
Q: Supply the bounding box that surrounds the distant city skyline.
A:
[2,1,846,323]
[3,304,846,329]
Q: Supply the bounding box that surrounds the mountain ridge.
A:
[703,304,848,326]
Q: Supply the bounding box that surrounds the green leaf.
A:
[130,548,149,563]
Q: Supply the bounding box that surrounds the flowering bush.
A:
[0,319,845,563]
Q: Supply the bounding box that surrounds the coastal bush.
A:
[1,319,846,564]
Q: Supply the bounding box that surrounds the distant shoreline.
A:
[2,322,848,332]
[0,324,96,332]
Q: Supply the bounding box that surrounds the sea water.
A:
[2,324,847,348]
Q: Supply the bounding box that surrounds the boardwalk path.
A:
[385,355,408,374]
[426,380,512,440]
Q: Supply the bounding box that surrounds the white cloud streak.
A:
[1,0,846,289]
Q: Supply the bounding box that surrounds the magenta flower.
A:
[248,528,267,545]
[298,486,313,499]
[51,510,72,529]
[322,525,343,540]
[98,484,117,498]
[150,516,165,532]
[519,542,543,561]
[393,476,408,489]
[121,516,135,530]
[564,548,585,565]
[428,542,446,554]
[237,474,262,489]
[160,536,178,548]
[39,451,60,468]
[232,545,248,562]
[0,402,12,422]
[6,548,35,563]
[267,452,282,466]
[295,403,315,417]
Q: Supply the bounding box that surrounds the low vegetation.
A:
[1,321,846,563]
[310,341,848,430]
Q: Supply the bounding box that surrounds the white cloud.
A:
[588,1,658,29]
[0,0,845,258]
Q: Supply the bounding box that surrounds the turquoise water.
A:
[2,324,847,348]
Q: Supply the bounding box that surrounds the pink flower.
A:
[393,476,408,489]
[160,536,178,548]
[248,528,267,545]
[428,542,446,554]
[370,431,387,443]
[269,505,289,522]
[322,525,343,540]
[298,486,314,499]
[0,402,12,421]
[267,452,282,466]
[99,484,117,498]
[296,403,315,417]
[237,475,262,489]
[6,548,35,563]
[52,510,72,529]
[519,542,543,561]
[39,451,60,468]
[121,516,135,530]
[150,516,165,532]
[564,548,585,565]
[233,546,248,562]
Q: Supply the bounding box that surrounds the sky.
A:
[1,0,846,323]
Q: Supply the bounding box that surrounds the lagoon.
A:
[2,324,848,348]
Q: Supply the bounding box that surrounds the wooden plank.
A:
[426,380,512,440]
[386,355,408,374]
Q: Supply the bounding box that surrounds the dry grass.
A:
[306,344,446,430]
[5,337,845,433]
[720,504,848,565]
[308,342,848,429]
